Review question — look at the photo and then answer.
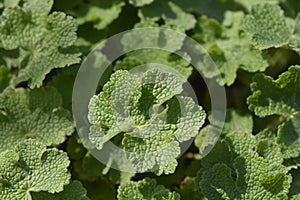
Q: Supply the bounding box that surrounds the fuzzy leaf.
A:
[194,12,268,86]
[88,69,205,174]
[200,133,291,200]
[248,66,300,158]
[0,0,81,87]
[242,4,290,49]
[242,3,300,53]
[0,140,70,200]
[0,87,74,151]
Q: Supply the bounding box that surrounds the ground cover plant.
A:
[0,0,300,199]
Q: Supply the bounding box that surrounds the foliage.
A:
[88,69,205,175]
[0,140,71,199]
[0,0,300,200]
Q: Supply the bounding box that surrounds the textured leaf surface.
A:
[248,65,300,158]
[195,109,253,157]
[0,0,80,87]
[199,133,291,200]
[88,69,205,174]
[0,140,70,200]
[242,3,300,53]
[117,178,180,200]
[242,4,290,49]
[0,87,74,151]
[194,12,268,86]
[248,66,299,117]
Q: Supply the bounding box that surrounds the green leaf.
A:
[256,140,284,172]
[195,109,253,157]
[138,0,196,31]
[0,87,74,151]
[242,3,290,49]
[0,139,70,200]
[200,163,238,199]
[117,178,180,200]
[72,0,125,30]
[0,0,81,88]
[32,180,89,200]
[277,115,300,158]
[248,65,300,158]
[248,66,299,117]
[242,3,300,53]
[194,11,269,86]
[223,109,253,134]
[88,69,205,174]
[200,133,291,200]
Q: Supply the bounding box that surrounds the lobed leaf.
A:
[199,133,291,200]
[0,140,70,199]
[0,87,74,151]
[242,3,300,53]
[248,65,300,158]
[0,0,81,87]
[88,69,205,174]
[194,11,269,86]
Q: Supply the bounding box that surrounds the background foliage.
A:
[0,0,300,199]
